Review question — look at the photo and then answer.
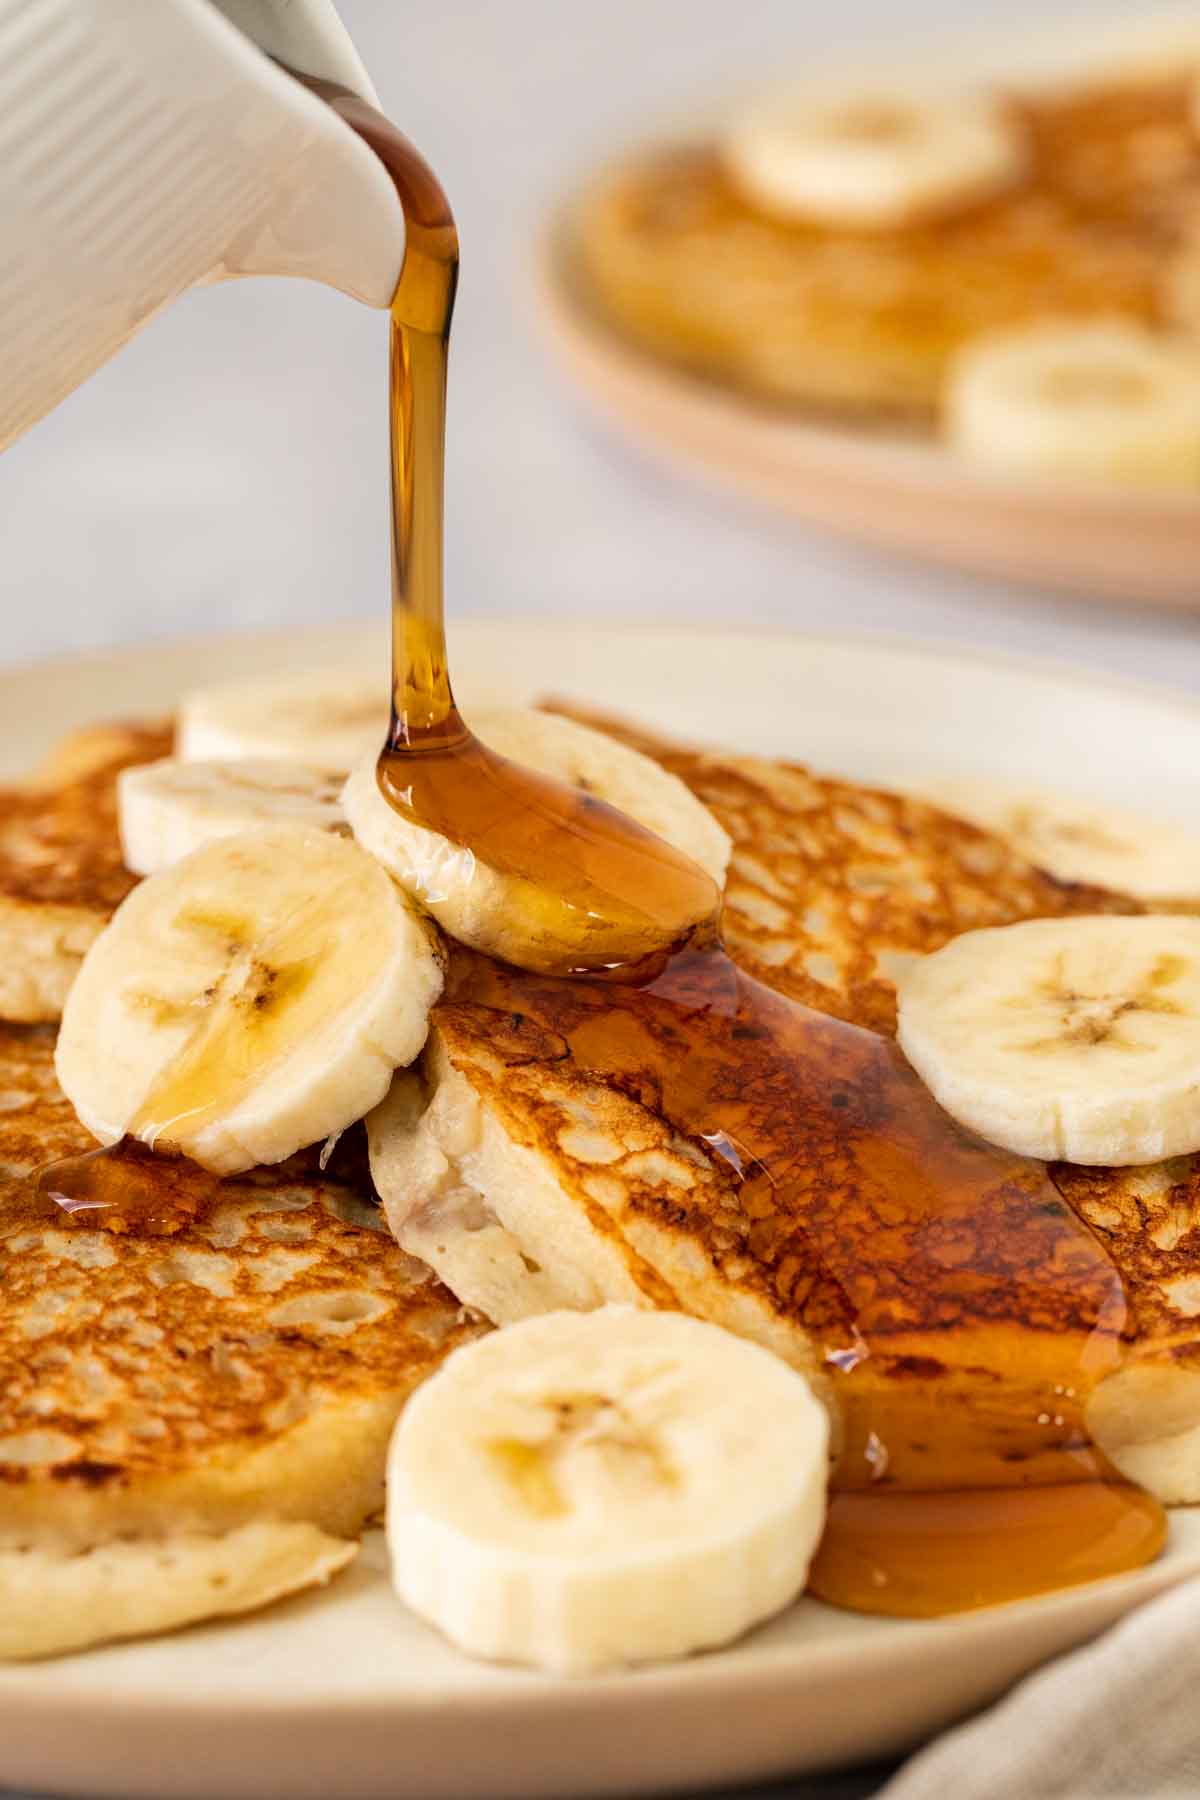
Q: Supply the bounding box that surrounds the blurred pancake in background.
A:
[539,23,1200,602]
[569,63,1200,431]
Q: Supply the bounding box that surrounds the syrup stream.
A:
[316,85,719,972]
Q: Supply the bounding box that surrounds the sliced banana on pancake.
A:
[179,667,384,768]
[914,775,1200,902]
[724,82,1027,227]
[56,825,443,1174]
[897,915,1200,1165]
[946,322,1200,489]
[119,759,346,877]
[470,709,731,887]
[342,706,730,972]
[388,1307,828,1674]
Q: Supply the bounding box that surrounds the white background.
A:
[2,0,1200,695]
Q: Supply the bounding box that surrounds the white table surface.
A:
[0,3,1196,1797]
[1,0,1198,700]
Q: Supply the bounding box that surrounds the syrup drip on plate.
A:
[315,79,1167,1617]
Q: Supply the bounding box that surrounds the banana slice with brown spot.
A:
[342,706,730,973]
[56,825,443,1174]
[388,1307,828,1674]
[915,775,1200,903]
[897,915,1200,1165]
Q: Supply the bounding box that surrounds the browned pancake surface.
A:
[0,719,171,912]
[0,1019,478,1549]
[551,702,1138,1034]
[0,720,173,1023]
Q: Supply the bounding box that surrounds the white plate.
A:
[4,620,1200,1800]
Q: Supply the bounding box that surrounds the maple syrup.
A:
[313,80,1166,1617]
[312,82,718,973]
[441,936,1165,1612]
[35,1137,221,1236]
[38,73,1166,1622]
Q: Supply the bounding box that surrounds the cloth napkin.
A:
[880,1577,1200,1800]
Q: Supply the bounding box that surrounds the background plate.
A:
[536,233,1200,610]
[4,621,1200,1800]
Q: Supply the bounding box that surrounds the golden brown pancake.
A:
[1050,1157,1200,1502]
[375,936,1137,1506]
[371,705,1200,1511]
[570,75,1200,420]
[0,719,173,1023]
[549,701,1139,1034]
[0,1020,480,1657]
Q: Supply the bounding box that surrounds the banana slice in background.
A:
[342,706,731,971]
[178,668,384,768]
[724,82,1027,227]
[897,915,1200,1165]
[56,825,443,1174]
[913,775,1200,902]
[119,759,346,877]
[946,322,1200,490]
[388,1307,828,1675]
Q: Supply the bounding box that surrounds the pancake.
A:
[0,1022,480,1659]
[570,74,1200,420]
[369,708,1200,1504]
[0,719,173,1024]
[371,944,1137,1498]
[548,702,1139,1034]
[1054,1157,1200,1504]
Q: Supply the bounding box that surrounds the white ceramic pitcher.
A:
[0,0,406,452]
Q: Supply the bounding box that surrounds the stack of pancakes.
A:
[2,704,1197,1659]
[0,724,480,1658]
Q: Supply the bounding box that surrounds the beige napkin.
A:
[882,1578,1200,1800]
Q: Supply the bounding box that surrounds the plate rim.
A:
[11,613,1200,726]
[2,1530,1198,1719]
[6,621,1200,1794]
[536,213,1200,524]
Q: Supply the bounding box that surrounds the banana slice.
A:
[119,759,346,877]
[342,706,731,972]
[724,82,1027,227]
[946,322,1200,490]
[178,668,384,768]
[56,825,443,1175]
[915,775,1200,902]
[387,1306,828,1674]
[897,915,1200,1165]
